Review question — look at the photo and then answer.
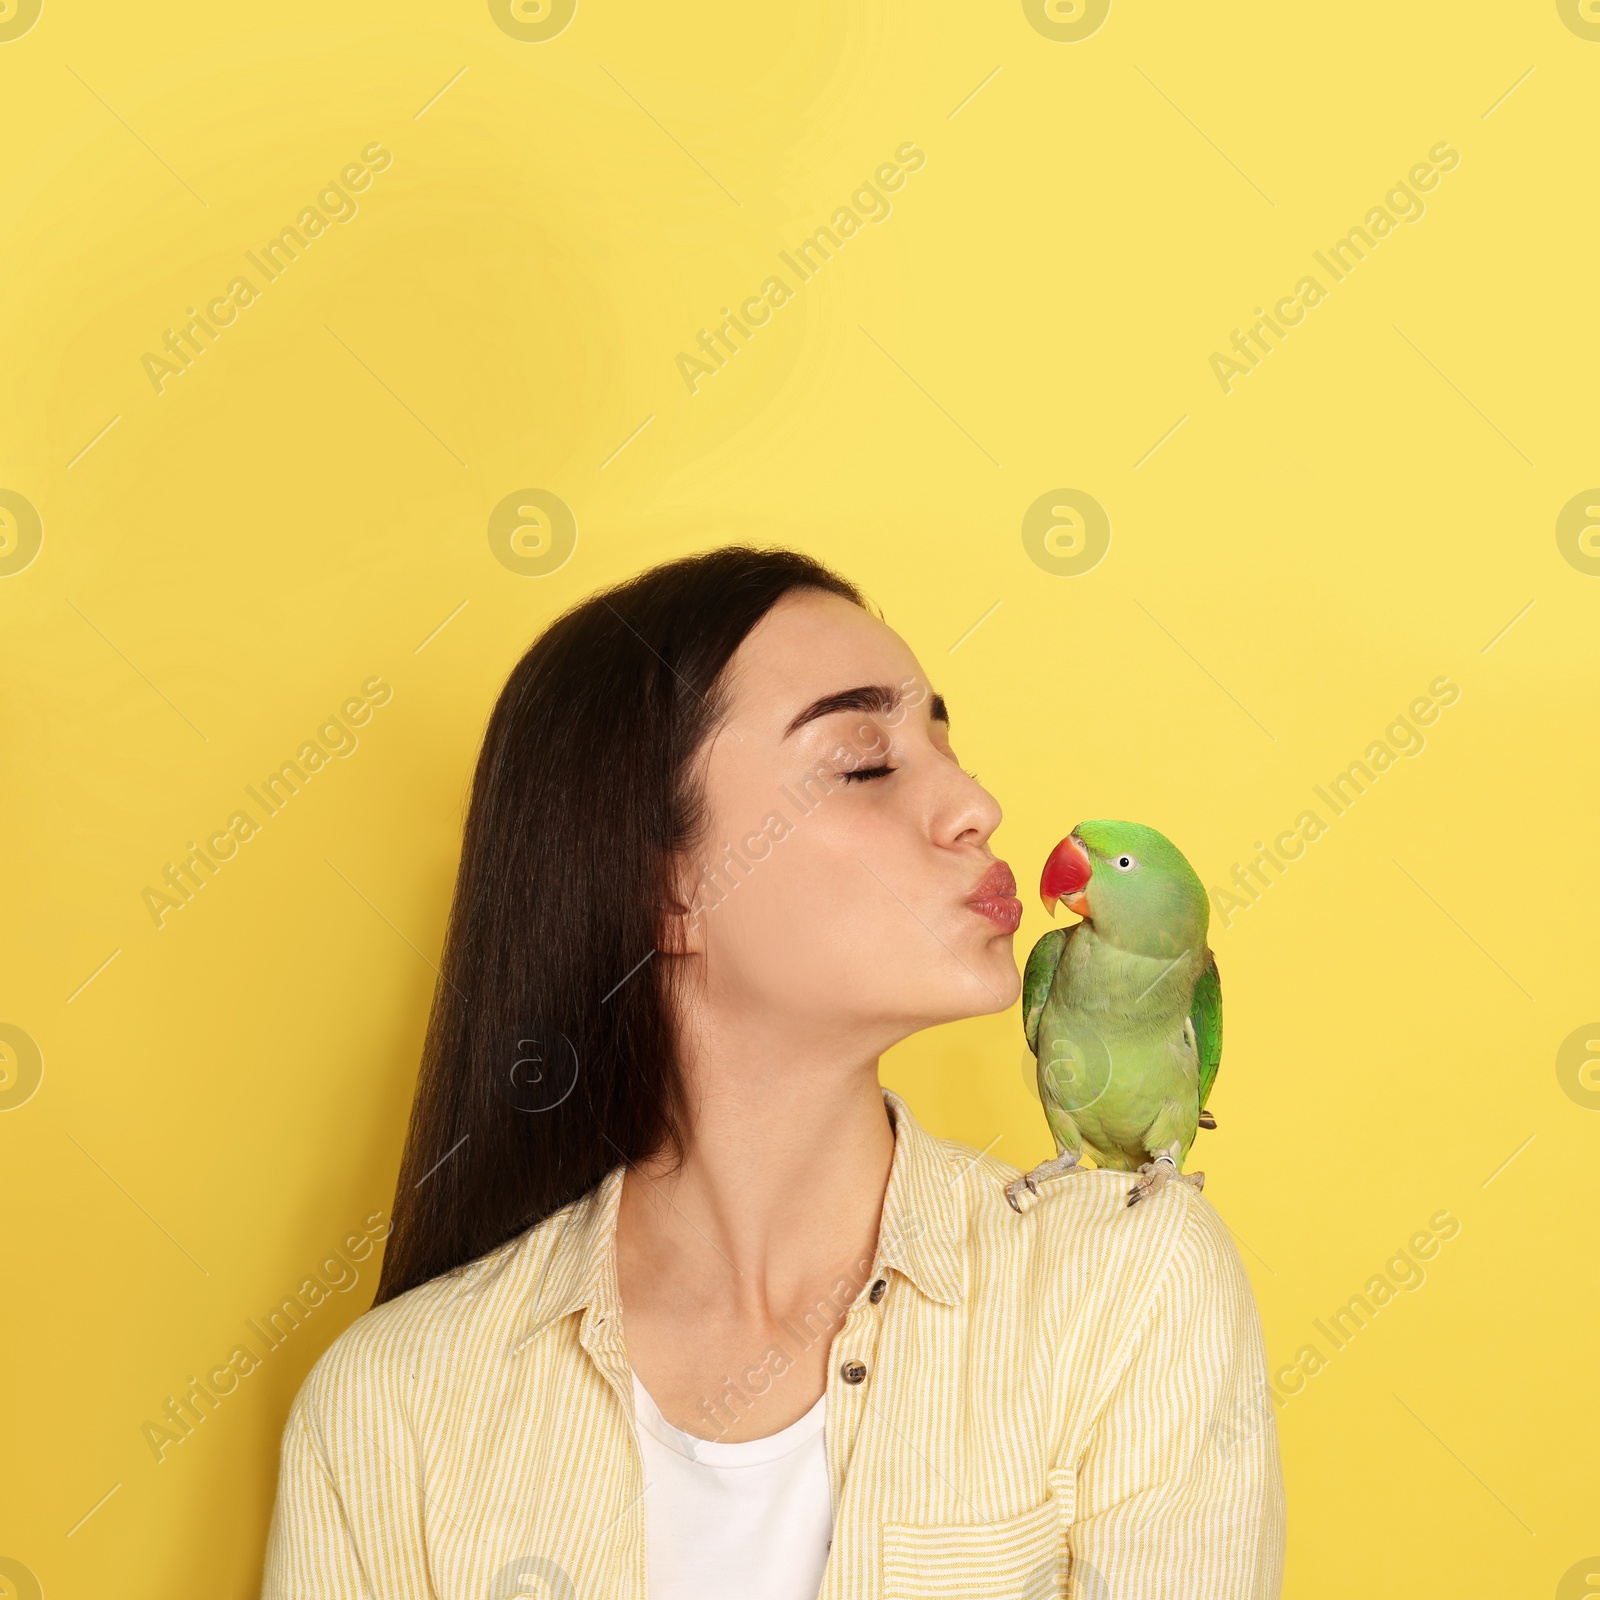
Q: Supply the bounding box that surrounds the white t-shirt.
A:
[630,1370,834,1600]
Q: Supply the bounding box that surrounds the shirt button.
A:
[869,1278,887,1304]
[841,1359,867,1384]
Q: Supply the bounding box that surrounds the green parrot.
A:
[1005,819,1222,1212]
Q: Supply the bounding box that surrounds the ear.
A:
[657,855,709,957]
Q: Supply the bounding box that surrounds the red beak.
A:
[1040,834,1092,918]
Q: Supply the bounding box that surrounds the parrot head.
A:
[1039,820,1209,957]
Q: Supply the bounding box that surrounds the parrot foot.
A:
[1005,1153,1084,1213]
[1125,1155,1206,1207]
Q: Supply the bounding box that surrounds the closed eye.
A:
[842,764,895,783]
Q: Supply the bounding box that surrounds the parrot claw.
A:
[1126,1155,1205,1207]
[1005,1152,1084,1213]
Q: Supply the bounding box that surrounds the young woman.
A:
[262,547,1285,1599]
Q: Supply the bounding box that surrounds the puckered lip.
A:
[964,858,1017,901]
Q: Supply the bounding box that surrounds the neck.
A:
[620,1002,897,1315]
[1067,921,1201,1009]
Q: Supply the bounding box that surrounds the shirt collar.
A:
[508,1164,627,1354]
[510,1084,966,1353]
[873,1086,967,1306]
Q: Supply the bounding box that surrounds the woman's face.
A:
[668,589,1022,1054]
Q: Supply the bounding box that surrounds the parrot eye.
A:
[1113,854,1138,872]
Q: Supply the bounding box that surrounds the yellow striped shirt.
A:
[263,1087,1285,1598]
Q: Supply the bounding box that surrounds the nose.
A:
[936,760,1003,851]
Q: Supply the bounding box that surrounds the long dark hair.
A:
[375,546,864,1304]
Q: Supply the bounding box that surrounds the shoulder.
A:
[286,1192,587,1443]
[942,1135,1248,1335]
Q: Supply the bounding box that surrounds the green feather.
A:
[1022,821,1217,1174]
[1189,950,1223,1109]
[1021,927,1067,1055]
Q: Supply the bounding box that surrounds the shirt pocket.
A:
[881,1469,1076,1599]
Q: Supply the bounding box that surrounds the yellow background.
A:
[3,1,1597,1595]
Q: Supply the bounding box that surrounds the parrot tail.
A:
[1198,1109,1218,1129]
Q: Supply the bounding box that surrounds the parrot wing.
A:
[1022,927,1068,1055]
[1190,949,1223,1109]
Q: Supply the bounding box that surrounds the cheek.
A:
[699,814,912,1005]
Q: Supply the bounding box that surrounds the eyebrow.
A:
[781,683,949,739]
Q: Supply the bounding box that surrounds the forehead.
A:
[721,590,923,717]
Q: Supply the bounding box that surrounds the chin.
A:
[948,945,1023,1019]
[985,960,1024,1013]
